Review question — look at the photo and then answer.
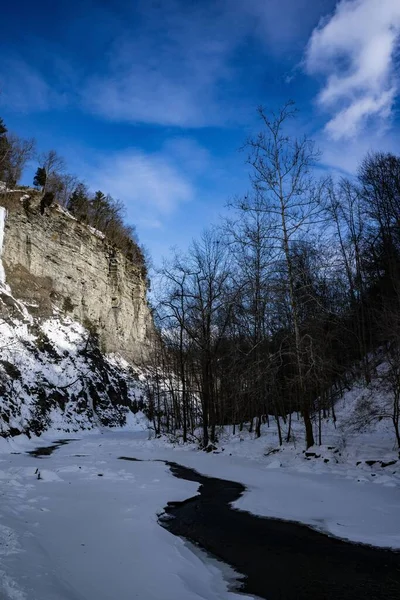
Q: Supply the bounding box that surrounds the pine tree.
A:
[40,191,54,215]
[90,190,109,230]
[0,118,7,136]
[33,166,47,189]
[0,118,10,183]
[67,183,90,221]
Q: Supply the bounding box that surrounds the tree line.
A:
[2,108,399,450]
[147,103,400,450]
[0,118,145,271]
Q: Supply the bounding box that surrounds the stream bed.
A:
[121,455,400,600]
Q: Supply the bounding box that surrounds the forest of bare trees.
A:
[1,106,400,451]
[147,104,400,450]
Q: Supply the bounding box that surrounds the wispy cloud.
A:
[82,0,330,128]
[237,0,336,51]
[86,148,194,228]
[0,59,67,112]
[318,129,400,175]
[83,68,222,128]
[82,2,238,127]
[1,1,338,128]
[305,0,400,140]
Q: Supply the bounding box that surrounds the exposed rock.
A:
[0,309,148,436]
[1,191,154,364]
[204,444,218,453]
[0,191,154,436]
[381,460,397,468]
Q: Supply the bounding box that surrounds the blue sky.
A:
[1,0,400,266]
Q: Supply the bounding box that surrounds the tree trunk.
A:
[276,412,283,446]
[303,406,314,449]
[255,415,261,438]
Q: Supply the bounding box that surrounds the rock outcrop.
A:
[0,302,147,436]
[0,190,154,364]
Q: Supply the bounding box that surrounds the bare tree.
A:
[156,263,193,442]
[2,134,36,186]
[0,125,35,187]
[383,334,400,448]
[244,102,322,448]
[323,178,371,383]
[55,172,79,207]
[157,230,234,447]
[222,192,278,437]
[38,149,66,193]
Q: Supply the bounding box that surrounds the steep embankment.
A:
[0,191,151,436]
[0,306,146,436]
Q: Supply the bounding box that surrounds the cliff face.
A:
[1,191,154,364]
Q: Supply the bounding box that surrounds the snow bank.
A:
[116,431,400,549]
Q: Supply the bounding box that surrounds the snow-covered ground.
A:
[0,430,254,600]
[0,422,399,600]
[86,425,400,550]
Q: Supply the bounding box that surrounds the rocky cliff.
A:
[0,190,154,364]
[0,189,154,436]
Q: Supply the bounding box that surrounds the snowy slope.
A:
[207,376,400,486]
[0,304,148,436]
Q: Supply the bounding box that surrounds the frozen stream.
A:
[0,431,399,599]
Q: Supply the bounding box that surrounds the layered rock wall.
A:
[0,192,154,363]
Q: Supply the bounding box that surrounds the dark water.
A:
[27,438,77,457]
[120,456,400,600]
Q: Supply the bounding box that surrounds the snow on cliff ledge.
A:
[0,206,7,285]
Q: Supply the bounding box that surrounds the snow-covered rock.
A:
[0,295,148,436]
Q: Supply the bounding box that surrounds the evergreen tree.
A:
[90,190,108,229]
[67,183,90,221]
[0,118,7,136]
[33,166,47,189]
[0,118,10,183]
[40,191,55,215]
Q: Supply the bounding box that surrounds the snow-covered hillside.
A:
[207,378,400,480]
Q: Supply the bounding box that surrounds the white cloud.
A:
[82,2,236,127]
[87,149,194,227]
[320,132,384,174]
[84,69,220,128]
[0,1,338,127]
[236,0,336,50]
[305,0,400,140]
[0,59,67,112]
[82,0,334,128]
